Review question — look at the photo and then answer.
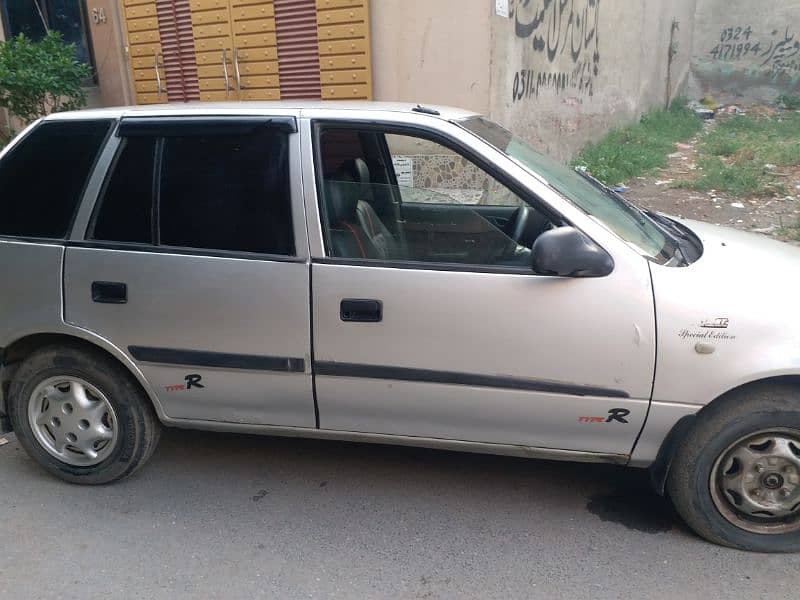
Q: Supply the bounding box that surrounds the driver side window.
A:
[316,126,552,269]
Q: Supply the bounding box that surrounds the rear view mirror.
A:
[531,226,613,277]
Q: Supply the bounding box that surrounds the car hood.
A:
[648,218,800,404]
[659,217,800,321]
[680,217,800,276]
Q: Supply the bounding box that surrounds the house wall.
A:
[688,0,800,104]
[7,1,800,157]
[489,0,699,161]
[368,0,492,115]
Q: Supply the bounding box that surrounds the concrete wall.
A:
[489,0,698,161]
[369,0,492,115]
[688,0,800,104]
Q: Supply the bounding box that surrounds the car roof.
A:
[43,101,479,123]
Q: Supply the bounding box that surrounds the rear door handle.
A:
[92,281,127,304]
[340,299,382,322]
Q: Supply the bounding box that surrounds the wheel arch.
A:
[0,331,166,430]
[649,375,800,495]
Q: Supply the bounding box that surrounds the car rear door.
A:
[64,115,315,427]
[303,115,656,457]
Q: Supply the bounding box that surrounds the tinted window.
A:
[90,137,156,244]
[0,120,111,238]
[159,131,294,255]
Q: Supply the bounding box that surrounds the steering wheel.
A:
[505,206,533,245]
[505,206,531,245]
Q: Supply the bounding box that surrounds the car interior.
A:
[318,127,557,268]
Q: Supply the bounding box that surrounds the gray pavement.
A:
[1,428,799,599]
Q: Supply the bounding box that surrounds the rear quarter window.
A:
[0,119,112,239]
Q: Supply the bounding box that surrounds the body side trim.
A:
[160,416,630,464]
[314,361,630,398]
[128,346,305,373]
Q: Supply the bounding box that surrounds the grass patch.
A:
[682,112,800,196]
[572,99,703,186]
[682,157,766,196]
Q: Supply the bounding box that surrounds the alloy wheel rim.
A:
[27,376,118,467]
[710,428,800,534]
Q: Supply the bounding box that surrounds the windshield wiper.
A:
[574,167,639,209]
[573,167,690,265]
[644,209,701,261]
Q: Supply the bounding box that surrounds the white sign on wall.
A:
[495,0,509,18]
[392,156,414,188]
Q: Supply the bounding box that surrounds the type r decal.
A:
[578,408,631,424]
[185,374,204,389]
[165,374,205,392]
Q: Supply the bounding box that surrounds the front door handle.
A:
[340,299,382,322]
[92,281,127,304]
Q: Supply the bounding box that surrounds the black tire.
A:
[8,344,161,484]
[667,382,800,552]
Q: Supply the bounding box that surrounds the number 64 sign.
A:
[91,7,107,24]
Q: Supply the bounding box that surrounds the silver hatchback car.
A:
[1,102,799,552]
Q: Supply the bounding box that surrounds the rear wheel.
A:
[668,382,800,552]
[8,345,161,484]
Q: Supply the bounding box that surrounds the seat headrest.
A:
[340,158,373,201]
[326,172,360,224]
[348,158,371,185]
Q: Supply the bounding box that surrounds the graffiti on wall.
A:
[509,0,601,102]
[709,25,800,79]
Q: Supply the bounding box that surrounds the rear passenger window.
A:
[90,137,156,244]
[0,120,111,238]
[159,131,294,255]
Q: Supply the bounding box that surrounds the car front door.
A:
[64,115,315,427]
[305,117,656,457]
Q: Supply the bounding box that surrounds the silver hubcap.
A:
[27,376,118,467]
[710,429,800,534]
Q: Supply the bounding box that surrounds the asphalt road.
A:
[1,428,799,599]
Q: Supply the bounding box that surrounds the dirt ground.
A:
[624,114,800,244]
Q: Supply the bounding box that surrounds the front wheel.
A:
[8,345,161,484]
[668,382,800,552]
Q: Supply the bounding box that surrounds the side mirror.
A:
[531,226,614,277]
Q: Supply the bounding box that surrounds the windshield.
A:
[457,116,678,263]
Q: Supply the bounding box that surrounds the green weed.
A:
[572,102,702,186]
[686,112,800,195]
[679,157,768,196]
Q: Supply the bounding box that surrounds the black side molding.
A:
[314,361,629,398]
[129,346,305,373]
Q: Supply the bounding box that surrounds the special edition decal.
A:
[679,317,736,341]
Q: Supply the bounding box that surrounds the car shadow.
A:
[149,427,688,537]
